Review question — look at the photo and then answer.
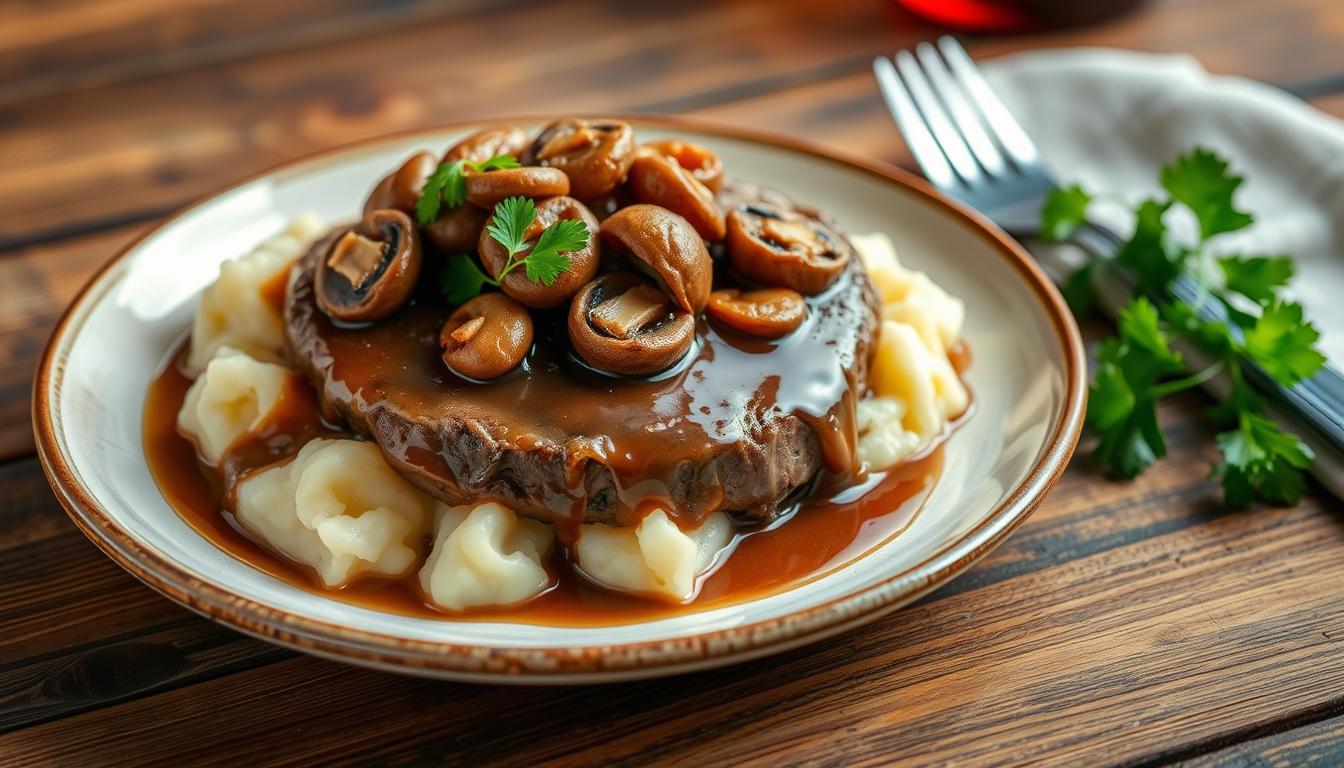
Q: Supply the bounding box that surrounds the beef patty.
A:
[284,186,880,530]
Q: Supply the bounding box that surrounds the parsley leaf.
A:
[486,195,535,257]
[1215,413,1314,507]
[483,196,588,288]
[1160,147,1254,239]
[1242,301,1327,386]
[1046,147,1325,507]
[1085,299,1185,478]
[1061,262,1096,317]
[1040,184,1092,242]
[524,218,588,286]
[1115,199,1184,295]
[414,154,520,226]
[1218,255,1293,305]
[439,253,494,305]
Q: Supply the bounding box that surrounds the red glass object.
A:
[893,0,1145,32]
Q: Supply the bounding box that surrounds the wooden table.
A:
[4,1,1344,764]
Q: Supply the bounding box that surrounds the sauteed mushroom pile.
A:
[315,118,857,381]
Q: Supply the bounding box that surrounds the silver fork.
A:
[872,36,1344,462]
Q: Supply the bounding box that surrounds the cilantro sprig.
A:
[438,195,588,304]
[1042,147,1326,507]
[415,154,521,225]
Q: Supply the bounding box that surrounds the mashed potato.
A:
[419,502,555,611]
[188,214,324,371]
[235,438,437,587]
[177,346,291,464]
[574,510,734,602]
[853,232,969,468]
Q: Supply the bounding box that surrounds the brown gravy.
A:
[145,338,948,626]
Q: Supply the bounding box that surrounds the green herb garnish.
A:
[438,195,588,304]
[1042,147,1326,507]
[415,154,521,225]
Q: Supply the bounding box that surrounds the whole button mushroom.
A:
[628,152,726,242]
[599,204,713,314]
[568,273,695,376]
[528,118,635,200]
[423,204,489,253]
[444,126,530,165]
[640,139,724,193]
[478,196,601,309]
[440,293,534,381]
[706,288,806,339]
[726,203,853,295]
[465,166,569,209]
[316,209,423,323]
[363,151,437,217]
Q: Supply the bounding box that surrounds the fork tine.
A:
[893,49,982,185]
[872,55,958,189]
[914,41,1006,177]
[936,36,1039,166]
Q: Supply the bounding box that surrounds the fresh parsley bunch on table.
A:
[1042,148,1327,507]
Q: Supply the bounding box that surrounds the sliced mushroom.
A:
[465,167,569,209]
[444,126,530,165]
[640,139,724,193]
[316,209,422,323]
[725,203,852,294]
[599,204,712,314]
[705,288,806,339]
[478,196,600,309]
[568,273,695,376]
[628,152,725,241]
[363,151,438,217]
[423,203,489,253]
[528,118,635,199]
[440,293,533,380]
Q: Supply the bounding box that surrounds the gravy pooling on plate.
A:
[148,119,973,616]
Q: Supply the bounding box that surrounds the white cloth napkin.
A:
[980,49,1344,498]
[983,48,1344,364]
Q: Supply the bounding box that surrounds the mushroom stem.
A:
[327,232,389,289]
[590,284,670,339]
[449,315,486,344]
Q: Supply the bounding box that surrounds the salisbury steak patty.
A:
[285,199,880,528]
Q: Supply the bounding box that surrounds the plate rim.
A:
[33,113,1087,682]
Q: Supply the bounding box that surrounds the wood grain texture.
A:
[0,0,504,105]
[6,0,1344,764]
[4,0,1344,252]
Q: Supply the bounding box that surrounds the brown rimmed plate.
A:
[34,116,1085,684]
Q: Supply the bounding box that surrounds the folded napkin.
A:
[982,48,1344,365]
[980,49,1344,498]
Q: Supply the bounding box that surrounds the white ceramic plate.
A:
[35,117,1085,684]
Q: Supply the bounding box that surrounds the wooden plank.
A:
[1,451,1340,765]
[1180,715,1344,766]
[0,0,495,105]
[3,0,1344,252]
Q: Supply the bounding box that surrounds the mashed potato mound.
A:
[419,502,555,611]
[235,438,436,587]
[852,232,969,468]
[574,510,733,602]
[177,346,290,464]
[188,214,324,371]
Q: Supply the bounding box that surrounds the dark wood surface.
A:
[4,1,1344,765]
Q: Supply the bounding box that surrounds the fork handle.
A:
[1073,222,1344,460]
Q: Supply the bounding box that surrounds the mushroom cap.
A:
[598,204,712,314]
[568,272,695,377]
[315,209,422,323]
[478,196,600,310]
[440,292,534,380]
